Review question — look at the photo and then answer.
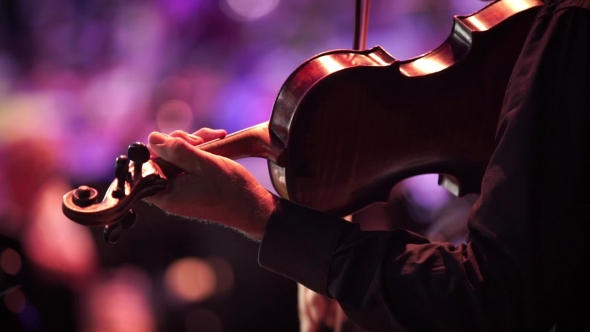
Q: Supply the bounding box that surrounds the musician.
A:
[145,0,590,330]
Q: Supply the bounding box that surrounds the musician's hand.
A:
[168,127,228,146]
[147,128,227,157]
[145,129,278,240]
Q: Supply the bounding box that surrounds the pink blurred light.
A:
[163,257,217,303]
[4,289,26,314]
[208,256,235,294]
[156,99,194,133]
[82,267,155,332]
[0,248,22,275]
[158,0,205,22]
[22,179,98,289]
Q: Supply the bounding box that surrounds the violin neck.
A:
[198,121,279,163]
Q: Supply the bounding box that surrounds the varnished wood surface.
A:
[266,0,542,216]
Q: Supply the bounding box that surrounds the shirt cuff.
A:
[258,198,352,295]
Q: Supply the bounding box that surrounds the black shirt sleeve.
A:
[259,199,525,332]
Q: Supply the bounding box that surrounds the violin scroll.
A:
[62,142,183,243]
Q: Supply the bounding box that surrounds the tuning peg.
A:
[121,209,136,229]
[102,210,136,244]
[103,222,122,244]
[72,185,98,207]
[128,142,150,178]
[113,155,130,198]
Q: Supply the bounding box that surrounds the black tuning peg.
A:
[103,222,122,244]
[121,209,137,229]
[128,142,150,178]
[102,210,136,244]
[113,155,130,198]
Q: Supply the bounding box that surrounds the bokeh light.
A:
[402,174,453,222]
[208,256,235,294]
[156,99,194,133]
[82,266,155,332]
[163,257,217,303]
[220,0,280,21]
[19,304,42,331]
[1,248,22,275]
[4,289,26,314]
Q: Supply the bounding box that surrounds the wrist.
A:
[247,189,279,241]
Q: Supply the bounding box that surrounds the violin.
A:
[62,0,542,243]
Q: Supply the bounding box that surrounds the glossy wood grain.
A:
[266,0,542,216]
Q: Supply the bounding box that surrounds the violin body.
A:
[266,0,542,216]
[62,0,542,230]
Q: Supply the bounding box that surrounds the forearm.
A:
[259,199,526,332]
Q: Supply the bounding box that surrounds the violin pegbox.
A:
[62,142,171,243]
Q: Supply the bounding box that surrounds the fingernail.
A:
[149,132,169,145]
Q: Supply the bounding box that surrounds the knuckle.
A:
[169,130,185,137]
[194,127,214,135]
[191,136,204,145]
[168,137,186,152]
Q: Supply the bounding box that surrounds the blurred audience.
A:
[0,138,98,330]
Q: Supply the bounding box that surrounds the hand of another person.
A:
[145,128,278,240]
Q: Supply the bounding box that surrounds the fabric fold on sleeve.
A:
[258,198,352,295]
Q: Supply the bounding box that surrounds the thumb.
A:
[148,132,209,172]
